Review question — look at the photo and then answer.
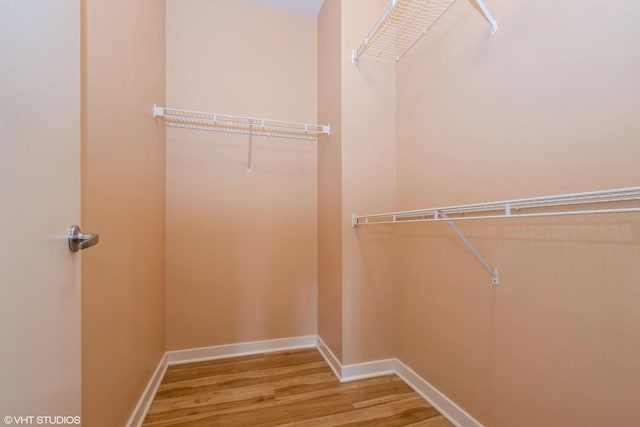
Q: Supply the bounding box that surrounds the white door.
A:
[0,0,82,421]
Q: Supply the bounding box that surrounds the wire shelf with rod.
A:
[353,187,640,226]
[353,187,640,285]
[153,105,330,141]
[352,0,498,64]
[154,105,330,173]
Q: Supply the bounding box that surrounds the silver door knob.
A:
[67,225,99,252]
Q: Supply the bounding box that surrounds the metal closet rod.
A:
[352,187,640,286]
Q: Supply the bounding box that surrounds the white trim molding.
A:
[341,358,395,382]
[128,336,483,427]
[315,338,483,427]
[316,335,342,379]
[394,359,484,427]
[125,353,168,427]
[167,335,317,365]
[316,336,394,382]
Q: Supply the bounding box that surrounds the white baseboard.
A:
[167,335,317,365]
[314,338,482,427]
[316,335,342,380]
[395,359,484,427]
[129,336,483,427]
[125,353,168,427]
[341,358,395,382]
[316,336,394,382]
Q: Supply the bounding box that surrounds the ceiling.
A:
[243,0,325,17]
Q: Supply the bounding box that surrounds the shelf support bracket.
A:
[474,0,499,34]
[438,210,499,285]
[153,104,164,118]
[247,119,254,173]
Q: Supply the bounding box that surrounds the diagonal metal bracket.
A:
[247,119,254,173]
[437,210,499,285]
[474,0,499,34]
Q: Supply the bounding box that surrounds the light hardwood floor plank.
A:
[143,349,453,426]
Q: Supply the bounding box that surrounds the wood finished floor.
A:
[143,348,453,426]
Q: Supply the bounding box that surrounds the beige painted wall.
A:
[317,0,396,365]
[340,0,396,365]
[317,0,343,360]
[395,0,640,425]
[81,0,166,425]
[165,0,318,350]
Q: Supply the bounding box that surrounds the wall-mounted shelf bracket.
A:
[247,119,254,173]
[476,0,499,34]
[352,0,498,64]
[352,187,640,286]
[438,210,499,285]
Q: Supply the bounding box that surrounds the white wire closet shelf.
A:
[353,187,640,285]
[352,0,498,64]
[353,187,640,226]
[153,105,330,141]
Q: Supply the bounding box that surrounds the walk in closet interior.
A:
[44,0,640,425]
